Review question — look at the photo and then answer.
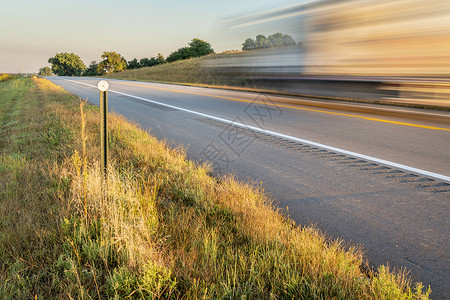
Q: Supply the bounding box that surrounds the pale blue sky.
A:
[0,0,302,73]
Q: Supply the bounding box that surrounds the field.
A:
[0,76,430,298]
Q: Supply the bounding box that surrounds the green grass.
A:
[0,77,431,299]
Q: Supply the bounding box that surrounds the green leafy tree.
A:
[38,66,52,76]
[148,57,159,66]
[48,52,86,76]
[139,58,151,67]
[166,39,214,63]
[188,38,214,57]
[242,38,257,51]
[165,51,180,63]
[140,57,157,67]
[166,47,192,63]
[127,58,140,69]
[97,51,127,75]
[256,34,270,49]
[242,33,297,51]
[138,54,165,68]
[268,33,284,47]
[83,61,99,76]
[281,34,296,47]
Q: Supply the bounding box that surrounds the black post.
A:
[98,80,109,206]
[100,90,108,180]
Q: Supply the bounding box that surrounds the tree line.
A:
[40,34,298,76]
[242,33,297,51]
[41,38,214,76]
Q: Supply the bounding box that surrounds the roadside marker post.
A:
[98,80,109,184]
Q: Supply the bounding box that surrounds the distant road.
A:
[48,77,450,298]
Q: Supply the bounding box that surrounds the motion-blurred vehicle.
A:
[213,0,450,106]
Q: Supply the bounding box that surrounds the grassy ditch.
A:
[0,77,430,299]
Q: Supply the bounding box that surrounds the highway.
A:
[47,77,450,298]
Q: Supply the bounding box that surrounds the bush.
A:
[39,67,52,76]
[83,61,99,76]
[0,73,11,82]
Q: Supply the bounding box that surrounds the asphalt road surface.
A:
[47,77,450,299]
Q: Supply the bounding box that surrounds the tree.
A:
[268,33,284,48]
[39,66,52,76]
[166,47,193,63]
[188,38,214,57]
[165,51,180,63]
[139,58,151,67]
[242,38,257,51]
[140,57,157,67]
[256,34,270,49]
[147,57,158,66]
[127,58,140,69]
[48,52,86,76]
[166,38,214,63]
[83,61,99,76]
[137,54,165,68]
[242,33,297,51]
[156,53,165,65]
[97,51,127,75]
[281,34,296,47]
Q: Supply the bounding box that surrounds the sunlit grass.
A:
[0,73,10,82]
[0,77,431,299]
[0,73,22,82]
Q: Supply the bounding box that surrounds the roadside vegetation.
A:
[0,73,10,81]
[44,38,214,78]
[38,67,52,77]
[0,76,430,298]
[241,33,298,51]
[0,73,20,82]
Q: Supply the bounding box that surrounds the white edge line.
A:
[63,78,450,183]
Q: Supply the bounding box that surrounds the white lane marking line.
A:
[63,78,450,182]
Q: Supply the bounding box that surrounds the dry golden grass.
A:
[0,77,431,299]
